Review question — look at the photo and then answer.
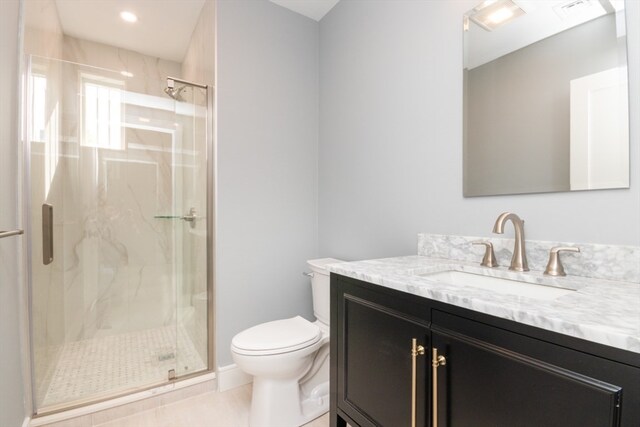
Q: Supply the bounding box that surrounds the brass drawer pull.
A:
[411,338,425,427]
[432,348,447,427]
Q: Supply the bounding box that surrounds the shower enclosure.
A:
[25,55,213,413]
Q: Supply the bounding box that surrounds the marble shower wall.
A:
[24,0,64,60]
[62,36,182,99]
[182,0,216,86]
[59,37,184,343]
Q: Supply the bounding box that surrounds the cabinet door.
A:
[432,326,622,427]
[338,294,430,427]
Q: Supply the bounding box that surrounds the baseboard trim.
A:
[22,416,31,427]
[217,364,252,392]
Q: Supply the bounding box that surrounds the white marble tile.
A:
[181,0,216,87]
[24,0,65,59]
[62,36,182,98]
[327,255,640,354]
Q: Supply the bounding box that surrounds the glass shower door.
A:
[27,56,209,412]
[167,80,209,379]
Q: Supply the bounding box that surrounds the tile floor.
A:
[49,384,329,427]
[39,326,206,409]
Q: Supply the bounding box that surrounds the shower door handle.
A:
[181,208,197,229]
[42,203,53,265]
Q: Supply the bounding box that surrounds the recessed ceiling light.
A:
[138,117,150,123]
[120,11,138,23]
[120,71,134,78]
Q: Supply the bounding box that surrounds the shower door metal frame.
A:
[205,80,216,373]
[22,59,217,416]
[23,54,39,417]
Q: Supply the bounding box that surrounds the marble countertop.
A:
[327,256,640,354]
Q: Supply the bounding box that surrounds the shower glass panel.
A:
[170,82,209,378]
[26,56,209,412]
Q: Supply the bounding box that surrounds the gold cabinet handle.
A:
[432,348,447,427]
[411,338,425,427]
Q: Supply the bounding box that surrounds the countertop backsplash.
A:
[417,234,640,284]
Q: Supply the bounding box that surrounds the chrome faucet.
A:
[492,212,529,272]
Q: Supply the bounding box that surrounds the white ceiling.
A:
[55,0,206,62]
[269,0,340,21]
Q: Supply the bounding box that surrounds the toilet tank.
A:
[307,258,344,325]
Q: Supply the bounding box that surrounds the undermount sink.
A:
[418,270,576,300]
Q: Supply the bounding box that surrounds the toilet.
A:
[231,258,343,427]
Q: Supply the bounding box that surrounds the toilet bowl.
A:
[230,258,343,427]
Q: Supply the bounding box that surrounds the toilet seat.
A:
[231,316,321,356]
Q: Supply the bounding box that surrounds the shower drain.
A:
[158,352,175,362]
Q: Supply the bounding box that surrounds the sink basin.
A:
[418,270,575,300]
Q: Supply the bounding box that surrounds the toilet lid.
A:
[232,316,321,355]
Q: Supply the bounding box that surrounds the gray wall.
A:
[318,0,640,261]
[216,0,319,366]
[465,14,622,196]
[0,0,27,425]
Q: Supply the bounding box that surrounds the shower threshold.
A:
[31,371,216,425]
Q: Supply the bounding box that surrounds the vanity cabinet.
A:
[338,293,429,427]
[432,311,623,427]
[330,274,640,427]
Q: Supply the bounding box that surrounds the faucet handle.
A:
[471,241,499,268]
[544,246,580,276]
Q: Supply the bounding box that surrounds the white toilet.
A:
[231,258,343,427]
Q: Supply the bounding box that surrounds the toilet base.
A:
[249,378,329,427]
[300,381,330,423]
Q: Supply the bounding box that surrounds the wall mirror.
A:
[463,0,629,197]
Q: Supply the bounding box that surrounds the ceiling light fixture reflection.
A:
[487,7,514,24]
[120,11,138,23]
[120,71,134,78]
[467,0,525,31]
[479,0,498,7]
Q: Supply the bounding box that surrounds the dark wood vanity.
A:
[330,274,640,427]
